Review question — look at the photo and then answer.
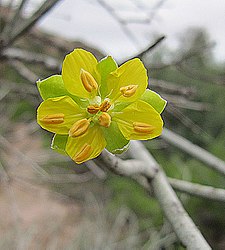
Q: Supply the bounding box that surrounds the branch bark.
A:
[161,128,225,176]
[97,141,211,249]
[168,178,225,202]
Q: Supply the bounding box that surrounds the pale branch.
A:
[9,59,38,82]
[3,0,62,48]
[168,178,225,202]
[162,94,211,111]
[97,141,211,249]
[2,47,60,71]
[150,78,196,98]
[161,128,225,176]
[166,105,210,136]
[2,0,29,37]
[176,63,225,86]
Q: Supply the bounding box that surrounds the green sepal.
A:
[51,134,68,155]
[37,75,88,108]
[140,89,167,114]
[97,56,118,98]
[102,121,129,154]
[37,75,70,100]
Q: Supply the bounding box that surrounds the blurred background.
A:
[0,0,225,249]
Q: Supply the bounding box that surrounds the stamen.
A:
[98,112,111,128]
[87,104,99,114]
[133,122,155,134]
[80,69,98,92]
[40,113,64,124]
[73,143,92,163]
[120,85,138,97]
[99,100,111,112]
[69,119,90,137]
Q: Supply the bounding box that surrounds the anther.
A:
[99,100,111,112]
[98,112,111,128]
[40,113,64,124]
[133,122,155,134]
[87,104,99,114]
[73,143,92,163]
[120,85,138,97]
[80,69,98,92]
[69,119,90,137]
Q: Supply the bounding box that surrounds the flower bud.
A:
[40,113,64,124]
[98,112,111,128]
[80,69,98,92]
[69,119,90,137]
[73,143,92,163]
[120,85,138,97]
[133,122,155,134]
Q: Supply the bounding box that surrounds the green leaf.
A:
[51,134,68,155]
[37,75,70,100]
[102,121,129,154]
[140,89,167,114]
[97,56,118,98]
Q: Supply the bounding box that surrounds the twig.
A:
[161,128,225,176]
[9,59,38,82]
[169,178,225,202]
[150,78,196,98]
[3,0,62,48]
[162,94,211,111]
[129,36,166,60]
[3,47,60,71]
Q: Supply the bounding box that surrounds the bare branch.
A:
[4,0,62,48]
[9,59,38,82]
[97,141,211,249]
[169,178,225,202]
[161,128,225,176]
[150,78,196,98]
[129,36,166,60]
[3,47,60,71]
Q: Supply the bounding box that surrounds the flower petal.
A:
[107,58,148,103]
[66,126,106,164]
[113,100,163,140]
[62,49,99,98]
[37,96,86,134]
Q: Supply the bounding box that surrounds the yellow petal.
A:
[66,126,106,164]
[107,58,148,103]
[62,49,99,98]
[37,96,86,134]
[113,100,163,140]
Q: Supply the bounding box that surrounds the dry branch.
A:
[168,178,225,202]
[161,128,225,176]
[96,141,211,249]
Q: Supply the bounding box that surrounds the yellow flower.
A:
[37,49,166,164]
